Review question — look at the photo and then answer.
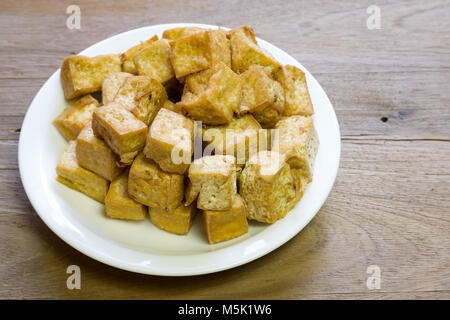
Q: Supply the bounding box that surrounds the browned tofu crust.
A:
[121,35,159,74]
[53,94,99,141]
[113,76,168,125]
[275,65,314,116]
[133,39,175,84]
[169,31,212,79]
[150,203,197,235]
[273,115,319,182]
[240,65,285,128]
[61,54,122,100]
[227,25,257,44]
[208,29,231,68]
[202,114,264,165]
[230,30,281,77]
[176,62,242,125]
[92,103,147,165]
[143,108,194,174]
[162,27,205,40]
[128,153,184,210]
[56,140,109,203]
[202,195,248,244]
[169,29,231,79]
[186,155,237,210]
[76,121,124,181]
[239,151,298,223]
[105,170,147,220]
[102,72,133,104]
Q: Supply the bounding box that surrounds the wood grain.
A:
[0,0,449,299]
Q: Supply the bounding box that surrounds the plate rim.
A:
[18,23,341,276]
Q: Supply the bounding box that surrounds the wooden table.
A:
[1,0,449,299]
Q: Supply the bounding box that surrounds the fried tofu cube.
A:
[176,62,242,125]
[230,30,281,77]
[133,39,175,84]
[227,25,257,44]
[102,72,133,104]
[143,108,194,174]
[60,54,122,100]
[162,27,204,40]
[169,30,231,79]
[203,114,266,165]
[150,203,197,235]
[284,168,308,217]
[162,99,183,114]
[240,66,285,128]
[113,76,168,125]
[105,170,147,220]
[239,151,298,223]
[275,65,314,116]
[208,29,231,68]
[272,116,319,182]
[169,31,211,78]
[121,35,159,74]
[53,94,99,140]
[128,153,184,209]
[56,140,109,203]
[202,195,248,244]
[92,103,147,165]
[186,155,237,210]
[76,121,123,181]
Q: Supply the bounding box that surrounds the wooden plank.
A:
[0,0,449,79]
[0,170,30,214]
[0,142,18,169]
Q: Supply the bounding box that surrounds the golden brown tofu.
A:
[282,168,308,218]
[203,114,266,165]
[240,66,285,128]
[230,30,281,77]
[121,35,159,74]
[143,108,194,174]
[272,115,319,182]
[92,103,147,165]
[161,99,184,114]
[208,29,231,68]
[76,121,123,181]
[128,153,184,209]
[239,151,299,223]
[133,39,175,84]
[169,30,231,79]
[176,62,242,125]
[202,195,248,244]
[227,25,257,44]
[105,170,147,220]
[162,27,204,40]
[56,140,109,203]
[150,203,197,235]
[169,31,211,78]
[275,65,314,116]
[60,54,122,100]
[113,76,168,125]
[186,155,237,211]
[102,72,133,104]
[53,94,99,141]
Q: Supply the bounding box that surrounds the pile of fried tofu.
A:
[54,25,319,244]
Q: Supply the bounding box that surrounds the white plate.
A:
[18,23,340,276]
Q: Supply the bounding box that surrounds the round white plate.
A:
[18,23,340,276]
